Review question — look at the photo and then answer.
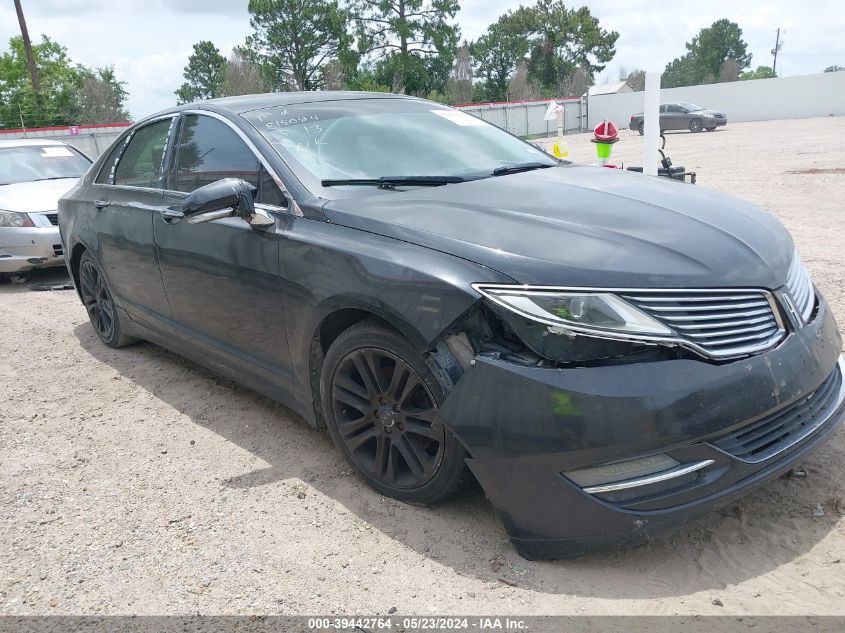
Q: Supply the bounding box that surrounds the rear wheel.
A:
[320,319,466,504]
[689,118,703,133]
[637,122,644,135]
[78,251,137,348]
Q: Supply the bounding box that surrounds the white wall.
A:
[587,72,845,128]
[0,124,128,156]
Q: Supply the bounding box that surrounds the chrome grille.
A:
[44,213,59,226]
[784,253,815,324]
[619,290,784,358]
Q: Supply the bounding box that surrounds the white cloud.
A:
[1,0,843,118]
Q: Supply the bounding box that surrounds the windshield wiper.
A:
[321,176,465,188]
[491,162,556,177]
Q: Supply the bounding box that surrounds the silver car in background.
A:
[0,139,91,281]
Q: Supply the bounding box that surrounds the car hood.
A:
[0,178,80,213]
[322,165,793,289]
[695,109,725,116]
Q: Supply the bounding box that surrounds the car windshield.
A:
[241,98,557,192]
[0,144,91,186]
[679,103,704,111]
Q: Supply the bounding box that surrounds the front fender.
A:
[278,217,512,422]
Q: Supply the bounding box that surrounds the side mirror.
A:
[181,178,257,224]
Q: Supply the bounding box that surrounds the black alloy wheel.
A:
[689,118,703,133]
[332,347,445,488]
[80,257,115,341]
[77,251,136,348]
[321,319,466,504]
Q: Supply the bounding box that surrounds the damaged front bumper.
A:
[439,296,844,559]
[0,225,65,274]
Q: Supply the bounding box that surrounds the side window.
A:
[174,114,286,206]
[666,104,681,113]
[113,118,173,188]
[95,136,129,184]
[659,105,667,113]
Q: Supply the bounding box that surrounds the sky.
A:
[1,0,843,121]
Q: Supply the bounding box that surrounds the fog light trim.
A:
[581,459,714,494]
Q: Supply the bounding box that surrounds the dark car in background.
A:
[59,92,843,559]
[630,102,728,134]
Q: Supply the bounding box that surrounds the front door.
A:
[154,112,294,392]
[88,116,176,331]
[664,104,686,130]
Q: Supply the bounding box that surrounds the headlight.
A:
[472,284,672,339]
[0,210,35,228]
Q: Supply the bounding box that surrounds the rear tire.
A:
[320,318,466,505]
[637,122,644,135]
[78,251,137,348]
[689,119,703,133]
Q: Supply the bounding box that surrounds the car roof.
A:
[137,90,418,123]
[0,138,73,148]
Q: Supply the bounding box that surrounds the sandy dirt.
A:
[1,116,844,618]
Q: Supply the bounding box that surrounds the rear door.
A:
[658,104,668,130]
[154,112,294,393]
[88,116,176,331]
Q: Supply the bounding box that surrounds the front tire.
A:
[78,251,137,348]
[320,318,466,504]
[689,118,703,133]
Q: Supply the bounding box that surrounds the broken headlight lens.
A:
[472,284,672,338]
[0,210,35,228]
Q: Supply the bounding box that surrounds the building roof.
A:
[588,81,635,96]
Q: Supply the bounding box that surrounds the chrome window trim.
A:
[179,109,302,217]
[582,459,715,494]
[472,283,788,360]
[94,114,177,187]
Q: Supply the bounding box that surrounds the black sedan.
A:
[59,92,843,559]
[630,102,728,134]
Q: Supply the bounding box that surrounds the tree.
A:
[509,0,618,95]
[470,16,529,102]
[352,0,460,95]
[1,35,84,128]
[662,19,751,87]
[740,65,775,80]
[175,40,226,104]
[246,0,350,91]
[221,48,268,96]
[445,42,472,103]
[73,66,130,124]
[619,66,645,90]
[507,61,541,101]
[718,58,740,82]
[824,65,845,73]
[344,68,391,92]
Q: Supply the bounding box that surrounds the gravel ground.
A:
[1,116,844,618]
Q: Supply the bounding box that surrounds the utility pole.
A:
[13,0,40,95]
[771,27,782,77]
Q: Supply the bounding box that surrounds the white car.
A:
[0,139,92,281]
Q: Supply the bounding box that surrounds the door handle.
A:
[160,208,184,223]
[93,200,110,211]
